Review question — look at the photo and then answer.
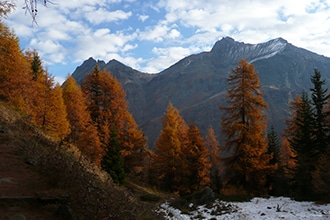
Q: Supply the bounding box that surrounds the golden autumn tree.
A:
[0,19,32,109]
[42,83,70,140]
[280,135,296,182]
[220,59,275,195]
[151,102,188,193]
[62,76,102,164]
[205,127,222,191]
[182,123,211,193]
[82,66,148,175]
[282,95,300,181]
[24,50,69,141]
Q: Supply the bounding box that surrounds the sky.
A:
[5,0,330,84]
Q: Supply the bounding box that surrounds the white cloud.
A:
[138,14,149,22]
[142,46,196,73]
[139,25,169,42]
[168,29,181,39]
[85,8,132,24]
[5,0,330,79]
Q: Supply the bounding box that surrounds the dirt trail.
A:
[0,141,66,219]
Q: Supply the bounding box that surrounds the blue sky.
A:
[5,0,330,84]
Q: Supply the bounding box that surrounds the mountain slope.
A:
[72,37,330,148]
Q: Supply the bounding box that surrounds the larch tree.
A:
[0,19,32,108]
[183,123,211,193]
[151,102,188,193]
[205,127,222,191]
[62,76,102,165]
[280,135,296,181]
[42,83,70,141]
[25,50,57,131]
[220,59,275,195]
[82,66,148,176]
[281,95,301,192]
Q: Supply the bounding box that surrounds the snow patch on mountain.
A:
[249,38,287,63]
[213,37,287,63]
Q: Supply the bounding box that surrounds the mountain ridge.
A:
[72,37,330,148]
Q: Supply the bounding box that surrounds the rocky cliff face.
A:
[72,37,330,149]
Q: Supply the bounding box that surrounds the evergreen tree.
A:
[310,69,329,155]
[308,69,330,201]
[267,125,281,165]
[267,125,284,195]
[220,59,275,195]
[101,129,126,185]
[291,91,315,156]
[290,91,315,200]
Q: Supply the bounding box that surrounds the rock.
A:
[197,187,216,205]
[25,158,38,166]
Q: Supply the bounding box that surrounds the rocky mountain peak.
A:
[211,37,288,64]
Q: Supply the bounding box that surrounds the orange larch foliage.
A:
[42,84,70,140]
[280,135,297,180]
[151,102,188,193]
[0,21,32,109]
[82,66,148,175]
[62,76,102,165]
[205,127,222,190]
[221,59,276,195]
[183,124,211,193]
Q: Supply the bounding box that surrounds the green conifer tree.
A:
[291,91,315,200]
[101,129,126,185]
[310,69,329,155]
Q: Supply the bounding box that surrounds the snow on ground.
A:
[158,197,330,219]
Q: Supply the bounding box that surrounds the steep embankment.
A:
[0,103,163,219]
[0,104,66,219]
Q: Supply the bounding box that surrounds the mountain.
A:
[72,37,330,149]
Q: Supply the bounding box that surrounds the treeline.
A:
[1,9,330,201]
[150,60,330,201]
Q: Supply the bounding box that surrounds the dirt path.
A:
[0,142,66,219]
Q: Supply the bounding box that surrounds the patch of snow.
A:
[250,38,287,63]
[158,197,330,220]
[224,38,287,64]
